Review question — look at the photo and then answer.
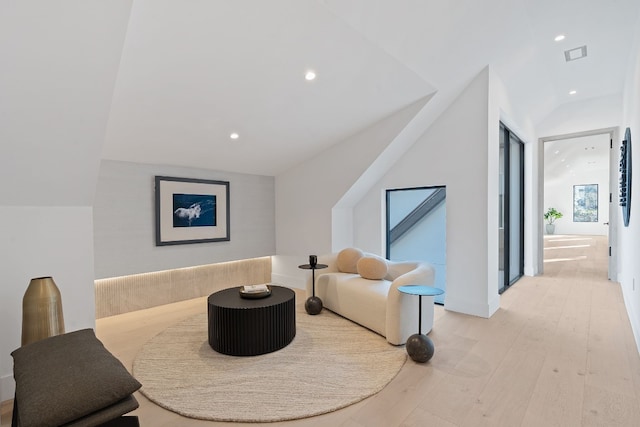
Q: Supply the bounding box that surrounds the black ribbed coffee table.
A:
[207,285,296,356]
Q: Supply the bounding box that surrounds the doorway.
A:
[540,128,616,280]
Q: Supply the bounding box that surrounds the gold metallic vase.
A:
[21,276,65,346]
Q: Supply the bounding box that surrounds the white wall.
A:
[0,0,133,401]
[545,177,610,236]
[273,97,431,287]
[275,66,537,318]
[0,209,97,401]
[619,13,640,354]
[353,68,498,317]
[94,160,276,279]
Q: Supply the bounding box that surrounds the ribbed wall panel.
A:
[95,257,272,318]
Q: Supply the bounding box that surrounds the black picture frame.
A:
[155,176,230,246]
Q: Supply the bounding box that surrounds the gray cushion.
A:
[63,396,139,427]
[11,328,141,427]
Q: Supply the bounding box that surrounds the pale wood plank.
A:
[582,384,640,426]
[459,348,546,427]
[399,406,457,426]
[0,399,12,427]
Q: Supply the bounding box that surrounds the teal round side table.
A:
[397,285,444,363]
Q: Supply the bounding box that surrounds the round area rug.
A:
[133,305,406,422]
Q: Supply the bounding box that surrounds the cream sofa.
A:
[306,249,436,345]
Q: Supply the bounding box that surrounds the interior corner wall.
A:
[0,1,134,401]
[274,98,432,287]
[0,207,96,402]
[353,68,496,318]
[619,15,640,354]
[93,160,276,279]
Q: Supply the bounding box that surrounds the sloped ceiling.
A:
[0,0,133,206]
[102,0,640,176]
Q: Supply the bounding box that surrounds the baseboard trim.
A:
[271,273,305,289]
[1,374,14,404]
[622,283,640,356]
[444,294,499,318]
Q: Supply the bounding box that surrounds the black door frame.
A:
[500,123,525,292]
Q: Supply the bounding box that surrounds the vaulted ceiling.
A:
[101,0,640,176]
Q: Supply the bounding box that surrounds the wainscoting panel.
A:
[95,257,272,318]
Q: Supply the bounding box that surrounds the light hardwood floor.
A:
[3,235,640,426]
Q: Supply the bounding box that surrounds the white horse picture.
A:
[174,203,202,226]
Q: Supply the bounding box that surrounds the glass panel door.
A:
[499,123,524,292]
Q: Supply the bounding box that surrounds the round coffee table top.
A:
[208,285,294,309]
[397,285,444,297]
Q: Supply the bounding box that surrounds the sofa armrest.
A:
[385,263,436,345]
[305,253,339,297]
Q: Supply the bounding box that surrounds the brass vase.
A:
[21,276,65,346]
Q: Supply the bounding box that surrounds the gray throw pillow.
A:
[11,328,141,427]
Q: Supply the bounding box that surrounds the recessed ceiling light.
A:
[305,70,316,81]
[569,90,577,95]
[554,34,566,42]
[554,150,560,154]
[230,132,239,140]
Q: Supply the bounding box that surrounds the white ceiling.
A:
[544,134,611,183]
[101,0,640,176]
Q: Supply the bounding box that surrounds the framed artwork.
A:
[155,176,230,246]
[573,184,598,223]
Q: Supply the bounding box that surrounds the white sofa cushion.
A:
[316,273,390,337]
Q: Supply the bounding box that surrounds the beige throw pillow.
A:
[337,247,364,273]
[357,255,388,280]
